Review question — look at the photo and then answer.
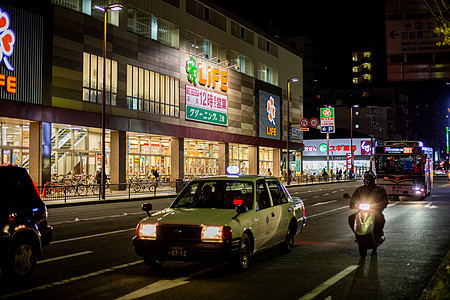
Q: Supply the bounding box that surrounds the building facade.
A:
[0,0,303,186]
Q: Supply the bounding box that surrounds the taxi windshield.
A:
[172,180,254,209]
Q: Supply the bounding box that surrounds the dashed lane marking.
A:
[311,200,337,207]
[38,251,93,264]
[51,228,135,244]
[0,261,143,299]
[298,265,359,300]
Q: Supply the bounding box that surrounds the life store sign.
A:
[185,57,228,126]
[259,90,281,140]
[185,85,228,126]
[0,4,43,104]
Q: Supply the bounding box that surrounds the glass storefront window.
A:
[184,139,218,177]
[259,146,273,176]
[51,124,109,177]
[0,120,29,169]
[229,143,249,175]
[127,133,171,180]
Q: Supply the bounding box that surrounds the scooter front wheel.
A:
[358,244,367,258]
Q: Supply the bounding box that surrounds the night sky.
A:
[211,0,385,49]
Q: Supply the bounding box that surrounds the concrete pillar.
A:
[218,142,229,174]
[249,145,258,175]
[110,130,126,190]
[171,137,184,180]
[29,121,42,185]
[273,148,281,179]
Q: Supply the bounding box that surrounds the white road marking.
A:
[298,265,359,300]
[0,261,143,299]
[51,228,135,244]
[308,206,348,218]
[313,196,319,199]
[116,278,190,300]
[116,263,226,300]
[323,193,329,196]
[424,202,438,209]
[311,200,337,207]
[38,251,93,264]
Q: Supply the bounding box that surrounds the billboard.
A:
[259,90,281,140]
[303,138,371,157]
[0,4,43,104]
[386,19,450,55]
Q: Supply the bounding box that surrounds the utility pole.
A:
[367,106,378,171]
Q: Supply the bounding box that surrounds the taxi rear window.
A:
[172,180,254,209]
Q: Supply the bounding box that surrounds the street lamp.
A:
[350,104,359,179]
[94,3,123,200]
[286,77,299,185]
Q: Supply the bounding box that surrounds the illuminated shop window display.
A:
[229,143,249,175]
[51,124,109,177]
[0,120,29,168]
[259,146,274,175]
[184,139,218,177]
[127,133,171,180]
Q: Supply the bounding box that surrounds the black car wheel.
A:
[143,255,164,268]
[233,233,252,271]
[280,222,296,253]
[3,239,37,279]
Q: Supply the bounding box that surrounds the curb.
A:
[419,248,450,299]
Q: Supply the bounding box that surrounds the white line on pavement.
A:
[308,206,348,218]
[0,261,143,299]
[298,265,359,300]
[311,200,337,207]
[51,228,135,244]
[37,251,93,264]
[116,278,190,300]
[115,263,227,300]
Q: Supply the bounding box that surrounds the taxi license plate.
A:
[393,186,402,192]
[168,246,187,257]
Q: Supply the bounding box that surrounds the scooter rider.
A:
[348,171,389,243]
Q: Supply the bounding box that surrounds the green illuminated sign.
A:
[319,143,327,153]
[186,105,227,126]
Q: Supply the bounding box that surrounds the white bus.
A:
[374,141,433,200]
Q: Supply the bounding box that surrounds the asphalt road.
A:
[0,177,449,299]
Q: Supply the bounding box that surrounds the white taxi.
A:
[133,172,306,270]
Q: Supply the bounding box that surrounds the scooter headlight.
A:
[358,203,371,211]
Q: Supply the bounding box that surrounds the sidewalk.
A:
[43,178,354,208]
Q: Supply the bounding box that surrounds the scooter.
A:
[344,193,384,258]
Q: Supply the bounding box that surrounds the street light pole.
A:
[95,3,123,200]
[286,77,299,185]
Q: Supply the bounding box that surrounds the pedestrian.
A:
[152,168,160,187]
[267,168,272,176]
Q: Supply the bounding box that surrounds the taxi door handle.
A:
[271,212,275,217]
[287,207,292,212]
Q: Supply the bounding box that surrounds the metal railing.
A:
[38,180,183,203]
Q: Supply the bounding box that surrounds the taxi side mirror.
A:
[142,203,152,216]
[233,205,248,218]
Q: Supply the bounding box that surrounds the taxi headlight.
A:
[201,226,232,242]
[137,223,157,239]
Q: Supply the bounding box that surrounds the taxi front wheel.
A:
[232,233,252,271]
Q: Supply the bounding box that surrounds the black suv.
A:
[0,166,53,279]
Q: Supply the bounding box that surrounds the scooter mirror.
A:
[343,193,351,199]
